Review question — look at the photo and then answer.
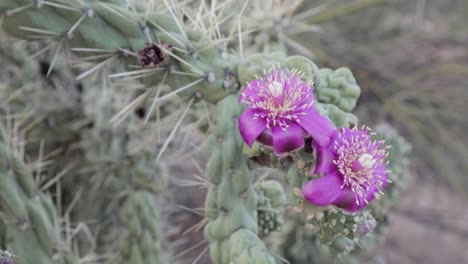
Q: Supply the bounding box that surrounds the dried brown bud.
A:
[138,42,172,68]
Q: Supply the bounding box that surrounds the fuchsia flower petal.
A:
[238,107,267,147]
[257,129,273,146]
[333,188,363,212]
[302,171,343,206]
[238,65,334,156]
[271,123,305,156]
[299,108,335,147]
[303,127,390,212]
[313,142,335,175]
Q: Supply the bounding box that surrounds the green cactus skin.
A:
[255,180,287,237]
[0,38,39,83]
[203,94,276,264]
[0,0,240,103]
[0,133,78,264]
[315,67,361,112]
[316,103,358,128]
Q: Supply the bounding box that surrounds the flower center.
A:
[357,153,375,169]
[268,81,283,97]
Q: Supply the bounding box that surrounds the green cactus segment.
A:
[315,103,358,128]
[255,180,287,236]
[315,68,361,112]
[1,1,240,103]
[110,191,167,264]
[269,206,375,264]
[0,138,78,264]
[237,53,320,85]
[306,208,377,249]
[0,40,39,83]
[285,166,310,206]
[269,218,359,264]
[204,94,276,264]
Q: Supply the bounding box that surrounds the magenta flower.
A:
[238,65,334,156]
[302,127,389,212]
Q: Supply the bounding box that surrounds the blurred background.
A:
[1,0,467,263]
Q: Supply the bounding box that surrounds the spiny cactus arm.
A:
[108,191,167,264]
[203,94,276,264]
[0,139,78,264]
[0,0,240,103]
[255,180,287,236]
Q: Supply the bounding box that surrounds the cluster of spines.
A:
[0,0,241,104]
[0,121,79,264]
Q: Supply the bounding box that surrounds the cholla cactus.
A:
[0,1,409,264]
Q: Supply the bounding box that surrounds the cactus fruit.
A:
[255,180,287,236]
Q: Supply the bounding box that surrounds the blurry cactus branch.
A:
[0,0,240,104]
[306,0,394,25]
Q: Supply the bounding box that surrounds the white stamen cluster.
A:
[240,66,315,130]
